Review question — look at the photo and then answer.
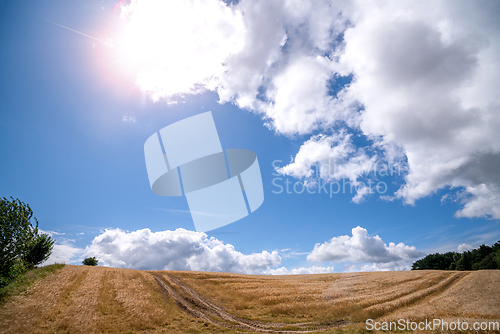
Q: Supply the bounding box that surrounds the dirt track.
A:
[153,273,350,333]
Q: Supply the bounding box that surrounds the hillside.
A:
[0,265,499,333]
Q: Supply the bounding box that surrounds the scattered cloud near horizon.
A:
[83,228,281,274]
[45,243,83,265]
[44,226,424,274]
[458,243,474,252]
[308,226,424,271]
[264,266,335,275]
[39,229,83,266]
[118,0,500,219]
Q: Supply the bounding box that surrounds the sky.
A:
[1,0,499,274]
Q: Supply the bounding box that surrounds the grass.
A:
[0,263,65,303]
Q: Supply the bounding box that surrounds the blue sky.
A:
[1,0,499,274]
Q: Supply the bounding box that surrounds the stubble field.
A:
[0,265,499,333]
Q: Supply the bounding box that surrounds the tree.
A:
[24,234,55,269]
[82,257,99,266]
[0,197,54,286]
[448,252,461,270]
[455,251,472,271]
[411,252,455,270]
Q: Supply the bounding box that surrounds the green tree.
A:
[448,252,461,270]
[455,251,472,271]
[413,241,500,271]
[24,234,55,269]
[412,252,455,270]
[82,257,99,266]
[0,197,54,287]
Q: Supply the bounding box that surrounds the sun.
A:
[108,0,245,101]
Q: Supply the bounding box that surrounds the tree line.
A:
[412,241,500,271]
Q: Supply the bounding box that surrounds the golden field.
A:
[0,265,499,333]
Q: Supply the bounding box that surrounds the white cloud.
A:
[264,265,335,275]
[38,229,83,265]
[307,226,423,266]
[38,229,65,237]
[122,115,136,123]
[83,228,281,274]
[345,262,413,272]
[261,56,335,135]
[44,243,83,265]
[118,0,500,218]
[41,227,424,272]
[340,1,500,218]
[277,131,388,202]
[457,243,474,252]
[454,183,500,219]
[278,132,371,180]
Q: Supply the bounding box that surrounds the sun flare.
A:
[110,0,245,101]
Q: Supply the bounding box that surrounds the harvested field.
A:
[0,265,499,333]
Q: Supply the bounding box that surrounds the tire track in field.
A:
[153,274,350,333]
[362,272,469,317]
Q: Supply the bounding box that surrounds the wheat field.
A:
[0,265,499,333]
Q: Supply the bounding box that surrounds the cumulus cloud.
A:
[41,227,423,272]
[83,228,281,274]
[276,131,392,202]
[307,226,423,267]
[118,0,500,218]
[264,266,335,275]
[278,131,373,180]
[341,1,500,217]
[44,243,83,265]
[458,243,474,252]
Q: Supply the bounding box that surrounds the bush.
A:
[0,197,55,287]
[82,257,99,266]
